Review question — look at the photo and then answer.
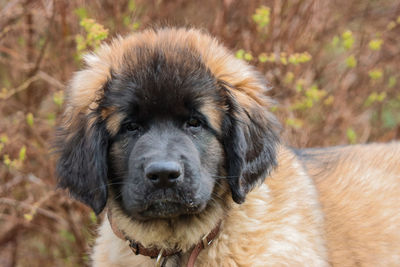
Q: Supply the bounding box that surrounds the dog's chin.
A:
[130,201,207,221]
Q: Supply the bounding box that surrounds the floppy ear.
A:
[55,114,109,214]
[54,43,116,214]
[220,81,280,204]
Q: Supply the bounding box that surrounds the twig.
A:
[0,75,39,100]
[0,223,26,247]
[0,25,11,41]
[0,175,24,195]
[0,197,68,227]
[28,2,56,76]
[38,71,65,90]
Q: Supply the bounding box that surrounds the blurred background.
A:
[0,0,399,266]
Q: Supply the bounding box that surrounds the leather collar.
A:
[107,209,221,267]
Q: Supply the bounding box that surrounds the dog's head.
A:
[55,28,280,221]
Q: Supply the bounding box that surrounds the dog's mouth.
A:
[138,200,204,219]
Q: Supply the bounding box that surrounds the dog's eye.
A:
[125,122,140,132]
[186,118,202,128]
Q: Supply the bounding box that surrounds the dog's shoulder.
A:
[293,143,400,266]
[293,142,400,181]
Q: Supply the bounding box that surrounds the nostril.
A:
[148,173,159,181]
[144,161,182,187]
[168,170,180,180]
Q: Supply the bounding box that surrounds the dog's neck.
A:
[106,183,229,251]
[107,208,221,266]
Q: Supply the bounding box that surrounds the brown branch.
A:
[0,197,68,227]
[0,25,12,41]
[0,75,40,100]
[0,223,26,247]
[38,71,65,90]
[28,2,56,76]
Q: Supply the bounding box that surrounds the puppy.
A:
[55,27,400,266]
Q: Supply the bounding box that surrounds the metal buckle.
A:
[201,234,213,248]
[155,248,165,267]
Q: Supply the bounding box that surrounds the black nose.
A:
[145,161,182,188]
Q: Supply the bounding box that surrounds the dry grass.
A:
[0,0,399,266]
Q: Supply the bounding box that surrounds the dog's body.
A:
[92,144,400,266]
[55,28,400,266]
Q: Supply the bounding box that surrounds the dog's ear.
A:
[55,114,109,214]
[55,61,113,214]
[219,80,280,204]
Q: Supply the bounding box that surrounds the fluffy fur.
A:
[55,28,400,266]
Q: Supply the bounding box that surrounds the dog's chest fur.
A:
[92,147,329,266]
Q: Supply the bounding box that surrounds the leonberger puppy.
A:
[55,28,400,266]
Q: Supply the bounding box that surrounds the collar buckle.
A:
[155,248,165,267]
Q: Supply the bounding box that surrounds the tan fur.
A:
[93,144,400,266]
[94,146,330,266]
[105,112,124,136]
[62,28,268,132]
[304,143,400,266]
[63,28,400,266]
[199,100,224,134]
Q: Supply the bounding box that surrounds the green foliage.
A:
[285,118,304,129]
[284,72,294,84]
[235,49,253,61]
[288,52,312,65]
[244,52,253,61]
[3,154,11,167]
[346,128,357,144]
[128,0,136,11]
[2,143,27,169]
[280,52,288,65]
[59,229,76,243]
[258,52,275,62]
[19,145,26,162]
[295,79,305,92]
[23,213,33,221]
[368,38,383,51]
[75,18,109,57]
[252,6,270,31]
[0,134,8,144]
[258,53,268,62]
[324,95,334,106]
[74,7,88,20]
[47,113,56,126]
[364,92,386,107]
[305,85,326,101]
[89,211,98,224]
[254,51,311,65]
[387,21,396,30]
[17,36,26,47]
[53,91,64,108]
[381,99,400,129]
[292,85,327,110]
[122,0,141,30]
[368,69,383,81]
[331,35,340,47]
[345,55,357,68]
[341,30,355,50]
[388,76,397,88]
[235,49,245,59]
[26,113,34,127]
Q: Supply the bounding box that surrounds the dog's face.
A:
[56,28,280,222]
[106,47,224,220]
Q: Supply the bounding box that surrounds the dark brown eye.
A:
[186,118,201,128]
[126,122,140,132]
